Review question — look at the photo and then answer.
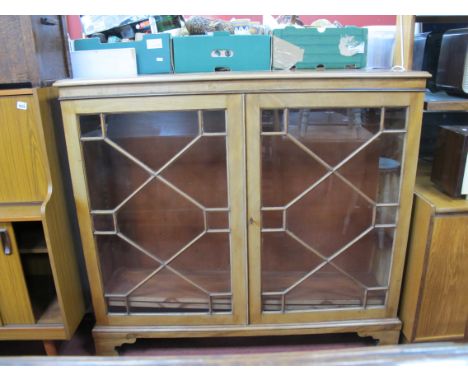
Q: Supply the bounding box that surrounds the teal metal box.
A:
[273,27,368,69]
[172,32,271,73]
[74,33,172,74]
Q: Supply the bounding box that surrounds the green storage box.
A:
[74,33,172,74]
[172,32,271,73]
[273,26,368,69]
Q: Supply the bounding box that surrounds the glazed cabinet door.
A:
[246,92,423,324]
[0,223,35,325]
[61,95,247,326]
[0,94,48,203]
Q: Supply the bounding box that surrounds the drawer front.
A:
[0,94,48,203]
[246,92,423,324]
[62,95,248,326]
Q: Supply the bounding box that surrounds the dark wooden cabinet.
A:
[431,125,468,198]
[0,16,70,86]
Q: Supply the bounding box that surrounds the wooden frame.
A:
[246,92,424,325]
[61,94,248,327]
[56,72,428,355]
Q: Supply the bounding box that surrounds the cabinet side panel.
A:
[35,88,85,338]
[399,195,433,342]
[416,214,468,339]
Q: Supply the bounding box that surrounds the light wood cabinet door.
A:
[62,95,248,326]
[0,94,48,203]
[246,92,423,324]
[0,222,35,325]
[416,214,468,340]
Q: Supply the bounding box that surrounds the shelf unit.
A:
[0,87,85,355]
[398,15,468,343]
[424,92,468,112]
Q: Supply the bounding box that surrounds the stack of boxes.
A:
[71,25,369,78]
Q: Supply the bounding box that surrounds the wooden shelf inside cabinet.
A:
[37,298,62,324]
[103,269,385,314]
[15,226,48,254]
[424,92,468,112]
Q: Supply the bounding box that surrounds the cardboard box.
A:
[74,33,172,74]
[172,31,271,73]
[71,48,138,79]
[272,26,368,69]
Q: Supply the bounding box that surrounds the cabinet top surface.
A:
[54,70,430,88]
[416,168,468,213]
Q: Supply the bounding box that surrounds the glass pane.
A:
[337,132,404,204]
[286,174,374,257]
[80,114,102,138]
[260,107,406,313]
[79,109,232,315]
[367,289,387,306]
[376,206,398,225]
[96,235,160,296]
[203,110,226,133]
[170,233,231,295]
[384,108,407,130]
[262,294,283,312]
[161,136,228,208]
[262,135,329,207]
[288,108,381,167]
[262,210,283,229]
[261,232,324,293]
[206,211,229,230]
[127,268,210,313]
[92,213,115,232]
[106,111,199,171]
[331,228,395,288]
[285,264,365,310]
[117,179,205,262]
[82,141,150,210]
[378,133,404,204]
[262,109,285,133]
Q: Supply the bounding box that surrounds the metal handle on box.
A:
[0,229,12,256]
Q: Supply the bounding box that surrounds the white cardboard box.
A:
[70,48,138,79]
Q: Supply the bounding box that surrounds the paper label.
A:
[156,57,164,62]
[146,38,163,49]
[16,101,28,110]
[462,153,468,195]
[338,35,365,57]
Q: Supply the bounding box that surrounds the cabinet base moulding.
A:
[92,319,402,356]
